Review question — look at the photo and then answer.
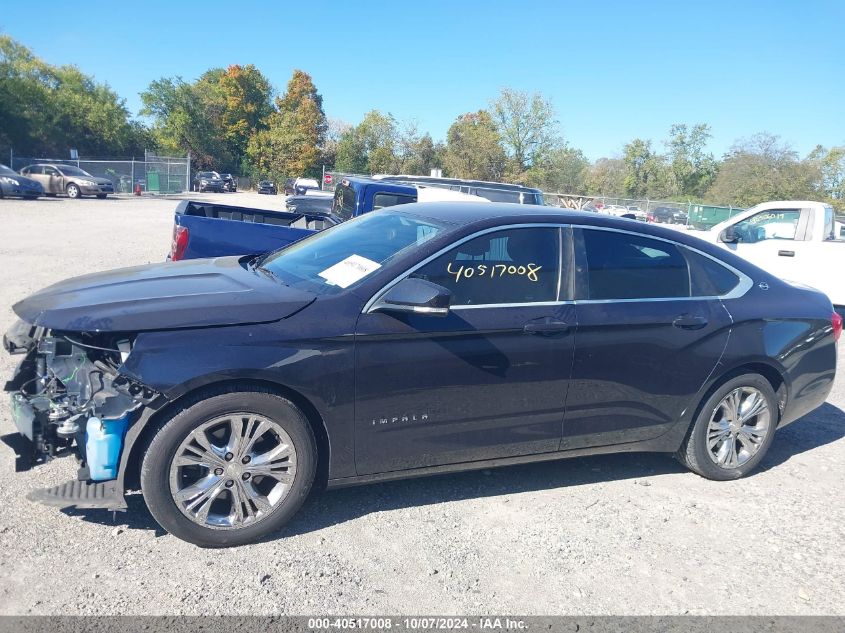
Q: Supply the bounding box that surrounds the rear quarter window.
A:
[684,249,740,297]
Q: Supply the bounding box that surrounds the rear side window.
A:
[373,192,416,210]
[411,227,561,306]
[684,249,740,297]
[333,185,357,221]
[581,229,690,300]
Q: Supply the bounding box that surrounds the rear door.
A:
[23,166,49,191]
[564,227,737,450]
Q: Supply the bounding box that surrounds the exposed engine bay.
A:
[3,319,155,477]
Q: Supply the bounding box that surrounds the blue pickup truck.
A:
[169,176,493,260]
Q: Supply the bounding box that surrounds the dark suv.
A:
[219,173,237,192]
[192,171,225,193]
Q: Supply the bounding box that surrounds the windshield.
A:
[57,165,93,178]
[259,212,448,295]
[0,164,16,175]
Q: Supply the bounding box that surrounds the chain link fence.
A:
[6,150,190,194]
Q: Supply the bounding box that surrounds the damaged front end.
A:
[4,319,160,509]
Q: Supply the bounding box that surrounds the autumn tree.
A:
[246,69,326,180]
[442,110,506,181]
[196,65,273,160]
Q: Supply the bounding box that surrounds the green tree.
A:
[1,35,148,156]
[665,123,717,198]
[808,145,845,210]
[585,158,626,196]
[333,110,400,174]
[141,77,229,169]
[707,133,819,207]
[491,88,558,181]
[442,110,506,181]
[529,145,589,193]
[335,126,368,173]
[622,138,676,198]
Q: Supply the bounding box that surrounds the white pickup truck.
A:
[706,200,844,309]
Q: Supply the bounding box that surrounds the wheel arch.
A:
[674,360,789,454]
[122,378,331,493]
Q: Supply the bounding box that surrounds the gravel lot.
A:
[0,194,843,616]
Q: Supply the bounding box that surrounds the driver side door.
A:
[353,225,575,475]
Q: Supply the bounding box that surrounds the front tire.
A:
[66,183,81,198]
[141,388,317,547]
[678,373,778,480]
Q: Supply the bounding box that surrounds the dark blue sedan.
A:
[0,163,43,199]
[4,203,839,546]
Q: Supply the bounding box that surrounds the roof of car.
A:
[392,201,749,264]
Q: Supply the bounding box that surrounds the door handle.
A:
[778,250,795,257]
[523,318,570,335]
[672,315,708,330]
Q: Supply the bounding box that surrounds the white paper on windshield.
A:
[319,255,381,288]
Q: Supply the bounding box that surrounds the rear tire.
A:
[96,194,107,199]
[678,373,778,480]
[141,388,317,547]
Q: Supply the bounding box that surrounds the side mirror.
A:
[719,226,738,243]
[371,278,451,317]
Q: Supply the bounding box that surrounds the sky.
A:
[2,0,843,161]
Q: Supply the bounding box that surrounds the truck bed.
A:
[172,200,338,260]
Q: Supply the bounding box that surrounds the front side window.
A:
[411,227,561,306]
[582,229,690,300]
[259,212,446,295]
[732,209,801,242]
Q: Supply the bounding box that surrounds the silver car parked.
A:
[20,163,115,199]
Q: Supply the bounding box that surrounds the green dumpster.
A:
[688,204,745,230]
[147,170,160,193]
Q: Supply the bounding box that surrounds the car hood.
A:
[93,177,113,185]
[12,256,315,332]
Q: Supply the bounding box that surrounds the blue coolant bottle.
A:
[85,414,130,481]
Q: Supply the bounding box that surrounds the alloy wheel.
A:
[706,387,771,469]
[169,413,297,530]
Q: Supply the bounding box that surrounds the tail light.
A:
[833,311,843,342]
[170,225,189,261]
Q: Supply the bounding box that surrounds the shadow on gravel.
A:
[758,402,845,472]
[59,403,845,542]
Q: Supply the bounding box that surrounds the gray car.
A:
[20,163,115,199]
